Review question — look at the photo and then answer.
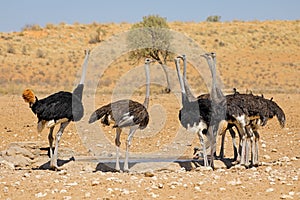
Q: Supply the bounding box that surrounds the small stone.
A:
[289,192,295,196]
[149,192,159,198]
[227,178,242,186]
[266,188,274,192]
[291,157,298,161]
[263,155,271,159]
[35,192,47,198]
[194,186,201,192]
[58,170,68,175]
[107,188,114,194]
[158,183,164,189]
[60,189,67,193]
[271,149,278,153]
[121,189,130,195]
[265,166,272,173]
[91,180,100,186]
[85,192,91,198]
[3,186,9,193]
[292,176,298,181]
[261,143,266,148]
[280,194,293,199]
[144,171,155,177]
[66,182,78,186]
[219,187,226,191]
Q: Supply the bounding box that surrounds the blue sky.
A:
[1,0,299,32]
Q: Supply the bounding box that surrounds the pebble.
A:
[60,189,67,193]
[144,172,154,177]
[85,192,91,198]
[266,188,274,192]
[265,166,272,173]
[65,182,78,186]
[271,149,278,152]
[3,186,9,193]
[194,186,201,192]
[263,155,271,159]
[227,178,242,186]
[35,192,47,198]
[149,192,159,198]
[91,180,100,186]
[280,194,293,199]
[107,188,114,194]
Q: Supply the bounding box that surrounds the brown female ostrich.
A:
[88,58,154,172]
[227,91,286,166]
[22,49,90,170]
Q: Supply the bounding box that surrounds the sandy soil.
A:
[0,92,299,200]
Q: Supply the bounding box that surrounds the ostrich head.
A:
[22,89,36,106]
[267,98,286,128]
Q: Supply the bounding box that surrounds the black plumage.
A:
[175,56,213,167]
[31,89,84,123]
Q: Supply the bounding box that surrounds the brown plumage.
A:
[88,58,153,172]
[89,99,149,129]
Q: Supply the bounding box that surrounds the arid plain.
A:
[0,20,299,199]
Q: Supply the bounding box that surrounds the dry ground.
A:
[0,93,299,200]
[0,21,299,199]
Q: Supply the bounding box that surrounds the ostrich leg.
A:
[124,125,139,172]
[48,127,54,163]
[197,130,209,167]
[115,128,122,171]
[51,121,70,170]
[252,130,260,166]
[228,128,238,161]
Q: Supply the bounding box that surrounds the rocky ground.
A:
[0,93,299,200]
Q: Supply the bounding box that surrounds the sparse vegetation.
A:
[127,15,173,65]
[0,20,298,94]
[206,15,221,22]
[22,24,42,31]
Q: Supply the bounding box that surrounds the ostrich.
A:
[22,49,90,170]
[88,58,154,172]
[200,53,256,167]
[175,56,212,167]
[180,54,239,161]
[229,92,286,166]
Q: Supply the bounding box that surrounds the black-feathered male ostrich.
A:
[89,58,154,172]
[175,56,212,167]
[22,49,90,170]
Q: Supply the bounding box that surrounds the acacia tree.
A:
[127,15,173,93]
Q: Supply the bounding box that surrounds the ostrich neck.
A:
[207,57,218,100]
[182,57,196,101]
[79,52,90,85]
[175,59,189,104]
[143,63,150,109]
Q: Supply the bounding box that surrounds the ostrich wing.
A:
[32,91,83,122]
